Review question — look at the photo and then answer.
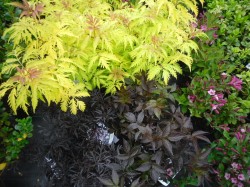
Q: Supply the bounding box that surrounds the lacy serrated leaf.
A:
[8,88,17,114]
[70,98,77,114]
[76,100,86,112]
[31,82,38,113]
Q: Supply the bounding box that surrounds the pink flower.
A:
[237,182,244,187]
[242,147,247,153]
[200,25,207,31]
[240,128,246,133]
[211,94,227,106]
[213,33,218,39]
[166,168,173,177]
[225,173,231,180]
[211,104,220,114]
[238,174,245,181]
[228,76,243,91]
[191,22,198,28]
[188,95,196,103]
[212,168,219,174]
[232,162,239,169]
[235,132,246,141]
[219,124,230,131]
[218,100,227,107]
[212,93,224,101]
[221,72,227,79]
[208,89,216,95]
[216,147,223,151]
[231,177,238,184]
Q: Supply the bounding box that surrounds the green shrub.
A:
[0,0,19,63]
[206,0,250,67]
[0,0,205,114]
[0,101,33,173]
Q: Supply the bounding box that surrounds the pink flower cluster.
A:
[224,162,246,187]
[207,89,227,114]
[188,95,196,103]
[228,76,243,91]
[235,128,246,142]
[218,124,230,131]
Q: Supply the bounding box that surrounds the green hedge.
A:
[206,0,250,68]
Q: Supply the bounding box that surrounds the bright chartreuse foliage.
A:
[0,0,205,114]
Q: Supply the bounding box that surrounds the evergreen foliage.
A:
[0,0,204,114]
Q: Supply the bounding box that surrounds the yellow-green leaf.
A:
[0,163,7,171]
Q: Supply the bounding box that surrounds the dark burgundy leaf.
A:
[97,177,113,186]
[135,131,141,141]
[112,170,119,185]
[163,139,173,155]
[170,83,176,92]
[162,125,171,137]
[176,106,181,113]
[171,122,179,130]
[167,94,175,102]
[138,153,150,161]
[152,151,162,165]
[170,104,176,113]
[127,158,135,167]
[106,163,122,171]
[195,135,211,143]
[135,102,143,112]
[136,162,151,172]
[141,136,152,144]
[125,112,136,123]
[123,139,130,153]
[127,171,140,176]
[192,130,208,137]
[116,154,130,160]
[151,141,156,151]
[128,123,139,130]
[178,157,184,170]
[183,117,193,129]
[137,110,144,124]
[152,164,165,174]
[153,108,161,119]
[130,146,140,157]
[130,177,140,187]
[168,134,185,142]
[200,148,212,160]
[145,100,157,109]
[192,139,199,153]
[173,115,183,125]
[150,169,160,183]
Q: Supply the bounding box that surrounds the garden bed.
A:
[0,0,249,187]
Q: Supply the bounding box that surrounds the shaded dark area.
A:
[0,80,215,187]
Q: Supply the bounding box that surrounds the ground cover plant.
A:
[0,101,33,174]
[206,0,250,68]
